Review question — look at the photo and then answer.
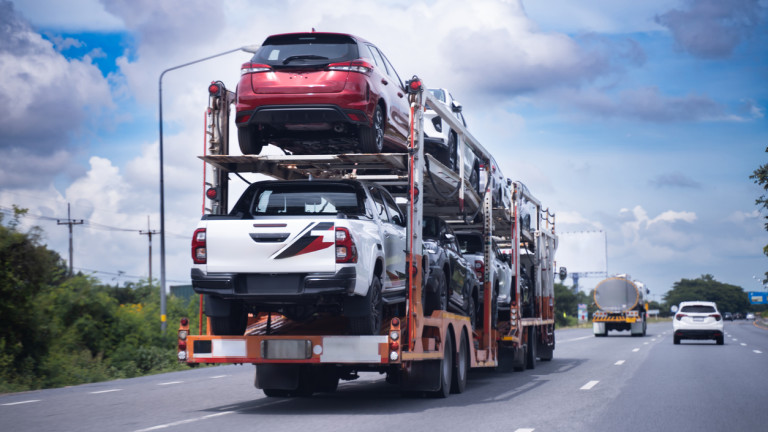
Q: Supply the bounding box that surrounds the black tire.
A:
[539,326,554,361]
[426,270,449,315]
[451,330,469,394]
[262,388,291,397]
[446,132,458,171]
[209,301,248,336]
[673,335,680,345]
[432,332,453,398]
[349,276,383,335]
[525,326,537,370]
[716,335,724,345]
[359,105,384,153]
[238,126,264,155]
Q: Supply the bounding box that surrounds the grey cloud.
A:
[649,172,702,189]
[655,0,765,59]
[0,0,113,187]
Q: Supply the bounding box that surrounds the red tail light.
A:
[328,60,373,74]
[474,260,484,280]
[240,62,271,75]
[675,313,687,321]
[335,227,357,263]
[192,228,207,264]
[710,314,722,321]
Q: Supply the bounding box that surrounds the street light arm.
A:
[157,44,257,333]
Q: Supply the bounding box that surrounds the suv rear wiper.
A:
[282,55,329,64]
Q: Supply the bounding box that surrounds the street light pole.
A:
[157,45,258,333]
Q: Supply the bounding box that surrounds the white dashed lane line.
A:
[754,350,763,354]
[741,343,747,346]
[632,348,640,352]
[158,381,183,386]
[2,400,40,406]
[514,429,535,432]
[615,360,625,365]
[133,411,234,432]
[580,381,600,390]
[90,389,122,394]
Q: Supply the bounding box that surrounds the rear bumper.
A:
[674,329,723,340]
[236,104,369,127]
[191,267,356,304]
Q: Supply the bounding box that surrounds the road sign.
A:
[748,292,768,304]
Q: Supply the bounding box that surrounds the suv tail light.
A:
[474,260,484,280]
[675,313,687,321]
[192,228,207,264]
[240,62,271,75]
[335,227,357,263]
[328,60,373,75]
[710,314,722,321]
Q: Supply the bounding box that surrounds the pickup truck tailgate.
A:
[204,219,337,274]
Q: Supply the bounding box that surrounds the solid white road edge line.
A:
[133,411,234,432]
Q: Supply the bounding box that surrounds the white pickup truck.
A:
[191,179,407,335]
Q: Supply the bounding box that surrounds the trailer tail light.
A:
[178,318,190,362]
[192,228,207,264]
[335,227,357,263]
[388,318,401,362]
[328,60,373,75]
[240,62,271,75]
[474,260,484,280]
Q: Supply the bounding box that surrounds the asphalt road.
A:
[2,320,767,432]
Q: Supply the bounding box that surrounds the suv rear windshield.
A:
[680,305,717,313]
[233,183,366,217]
[457,234,482,254]
[253,34,359,67]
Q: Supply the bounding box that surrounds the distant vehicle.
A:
[592,275,648,337]
[235,32,410,155]
[423,88,480,193]
[746,312,756,320]
[723,311,733,321]
[422,215,480,326]
[672,301,724,345]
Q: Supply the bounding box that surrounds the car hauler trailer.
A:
[178,77,558,396]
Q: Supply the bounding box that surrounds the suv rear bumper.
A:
[191,267,356,304]
[236,104,369,127]
[674,329,723,340]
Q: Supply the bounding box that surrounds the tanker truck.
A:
[592,275,648,337]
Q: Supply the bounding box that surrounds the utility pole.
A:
[57,203,83,276]
[139,216,160,288]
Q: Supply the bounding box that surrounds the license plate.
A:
[693,317,704,322]
[261,339,312,360]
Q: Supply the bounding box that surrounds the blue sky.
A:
[1,0,767,301]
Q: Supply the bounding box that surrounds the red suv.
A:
[235,32,411,155]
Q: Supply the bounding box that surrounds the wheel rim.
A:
[373,107,384,151]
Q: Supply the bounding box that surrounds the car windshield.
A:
[253,34,359,67]
[680,305,716,313]
[457,234,482,254]
[233,183,365,217]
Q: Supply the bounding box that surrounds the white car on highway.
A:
[672,301,724,345]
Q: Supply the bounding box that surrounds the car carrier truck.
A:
[592,274,648,337]
[177,76,559,397]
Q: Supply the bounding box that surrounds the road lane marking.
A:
[559,336,593,343]
[741,343,747,346]
[515,429,535,432]
[754,350,763,354]
[90,389,122,394]
[643,342,649,345]
[632,348,640,352]
[134,411,234,432]
[732,338,738,341]
[615,360,625,365]
[580,380,599,390]
[211,375,228,379]
[158,381,183,386]
[2,400,40,406]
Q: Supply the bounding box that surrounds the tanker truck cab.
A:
[191,179,407,336]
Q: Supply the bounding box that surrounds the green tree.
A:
[750,148,768,280]
[663,274,750,313]
[554,283,591,327]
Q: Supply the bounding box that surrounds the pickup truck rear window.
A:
[237,183,366,217]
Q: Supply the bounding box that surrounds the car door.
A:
[369,185,406,291]
[368,44,409,145]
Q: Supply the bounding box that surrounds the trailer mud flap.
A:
[254,364,301,390]
[399,360,441,392]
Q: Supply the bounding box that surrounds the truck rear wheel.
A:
[525,326,537,370]
[432,332,453,398]
[450,330,469,394]
[348,276,383,335]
